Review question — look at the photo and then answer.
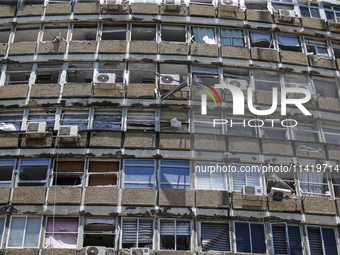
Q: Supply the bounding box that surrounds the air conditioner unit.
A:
[220,0,238,11]
[95,73,116,84]
[86,246,106,255]
[242,185,263,196]
[57,125,79,143]
[270,187,291,202]
[160,74,180,86]
[130,248,150,255]
[225,78,248,90]
[106,0,122,5]
[26,122,47,139]
[279,9,295,22]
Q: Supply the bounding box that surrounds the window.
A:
[192,65,219,87]
[5,64,33,85]
[195,162,227,190]
[35,64,62,84]
[126,110,155,131]
[234,222,266,253]
[0,160,15,187]
[42,23,68,42]
[191,27,216,44]
[0,111,23,131]
[305,39,329,56]
[306,226,338,255]
[225,116,257,137]
[101,23,127,41]
[52,160,84,186]
[161,25,186,42]
[291,119,319,142]
[220,29,245,47]
[298,1,320,18]
[84,218,116,248]
[45,217,79,248]
[87,161,119,187]
[259,119,289,140]
[266,171,296,196]
[193,110,223,134]
[0,25,12,44]
[322,121,340,145]
[283,73,312,91]
[72,23,97,41]
[160,110,189,132]
[277,34,302,52]
[129,63,156,84]
[22,0,45,4]
[199,222,230,251]
[67,62,94,83]
[122,218,153,249]
[93,109,122,130]
[323,4,340,21]
[0,217,5,247]
[27,109,56,132]
[123,160,155,188]
[98,62,125,83]
[60,109,89,130]
[7,216,41,248]
[271,223,303,255]
[160,161,190,189]
[254,70,281,91]
[189,0,213,5]
[313,77,339,98]
[160,219,191,251]
[332,41,340,59]
[332,172,340,198]
[245,0,268,10]
[131,25,156,41]
[231,165,262,192]
[14,25,40,43]
[298,171,329,197]
[250,32,273,48]
[271,0,294,11]
[17,159,49,187]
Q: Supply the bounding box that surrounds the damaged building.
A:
[0,0,340,254]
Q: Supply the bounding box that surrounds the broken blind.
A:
[201,222,230,251]
[122,218,153,248]
[61,110,89,130]
[127,111,155,131]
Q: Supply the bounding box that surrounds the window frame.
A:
[230,164,264,193]
[86,160,120,187]
[0,216,6,248]
[51,159,85,187]
[83,217,117,248]
[195,161,228,191]
[298,1,321,18]
[219,28,246,47]
[92,109,122,131]
[15,159,50,187]
[122,159,156,188]
[0,160,16,187]
[190,26,217,44]
[159,160,191,189]
[305,225,339,255]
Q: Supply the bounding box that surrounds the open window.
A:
[0,160,15,187]
[126,110,155,131]
[60,109,89,130]
[323,4,340,21]
[17,159,49,187]
[332,41,340,59]
[191,27,216,44]
[129,63,156,84]
[291,119,319,142]
[192,65,219,87]
[35,64,62,84]
[199,222,230,252]
[161,25,186,42]
[160,160,190,189]
[298,171,330,197]
[160,109,189,132]
[223,67,250,90]
[266,171,296,197]
[271,0,294,11]
[271,223,303,255]
[321,120,340,145]
[313,77,339,98]
[305,38,329,56]
[42,23,68,42]
[14,25,40,43]
[121,218,154,249]
[306,226,338,255]
[220,28,245,47]
[0,25,12,44]
[93,109,121,130]
[123,160,155,188]
[298,1,320,18]
[45,217,79,249]
[234,222,266,253]
[195,162,227,190]
[84,218,116,248]
[5,63,33,85]
[52,160,84,186]
[98,62,125,84]
[101,23,127,41]
[160,219,191,251]
[131,24,156,41]
[254,70,281,92]
[0,110,23,131]
[277,34,302,52]
[245,0,268,10]
[27,108,56,132]
[87,161,119,187]
[250,32,273,48]
[67,62,94,83]
[72,23,97,41]
[1,0,19,6]
[231,165,263,193]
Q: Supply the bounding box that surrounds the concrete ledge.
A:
[228,137,260,154]
[262,139,293,156]
[0,133,19,148]
[308,55,336,69]
[90,132,121,148]
[130,41,157,54]
[304,196,336,215]
[122,187,156,206]
[102,4,129,14]
[38,41,66,54]
[160,42,188,55]
[191,44,218,57]
[218,8,244,19]
[189,4,215,17]
[251,47,279,62]
[41,249,77,255]
[0,5,16,18]
[280,50,308,65]
[124,132,156,149]
[21,133,53,148]
[159,133,190,150]
[196,190,229,208]
[85,186,118,205]
[48,186,82,205]
[74,2,100,14]
[160,5,187,16]
[62,83,92,97]
[159,188,193,207]
[99,40,127,53]
[328,20,340,33]
[56,131,87,148]
[0,187,11,204]
[69,41,96,53]
[12,186,46,204]
[194,134,226,151]
[30,84,60,98]
[296,142,326,159]
[246,10,272,22]
[131,3,158,14]
[268,196,302,212]
[17,4,43,16]
[318,97,340,113]
[6,249,39,255]
[0,43,7,56]
[232,193,266,210]
[0,84,28,99]
[94,83,125,97]
[327,144,340,161]
[301,17,327,30]
[45,3,71,15]
[274,15,300,26]
[8,42,36,55]
[221,45,249,59]
[158,251,194,255]
[127,83,156,98]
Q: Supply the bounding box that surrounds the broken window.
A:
[194,110,223,134]
[298,1,320,18]
[250,32,273,48]
[0,25,12,44]
[160,161,190,189]
[1,0,19,6]
[220,29,245,47]
[7,216,41,248]
[254,70,281,92]
[305,39,329,56]
[306,226,338,255]
[231,165,262,192]
[0,111,23,131]
[200,222,230,251]
[45,217,79,249]
[5,63,33,85]
[14,25,40,43]
[60,109,89,130]
[160,219,191,251]
[17,159,49,186]
[123,160,155,188]
[27,109,56,132]
[98,62,125,83]
[0,160,15,187]
[35,64,62,84]
[129,63,156,84]
[245,0,268,10]
[192,65,219,87]
[83,218,116,248]
[93,109,121,130]
[266,171,296,197]
[127,110,155,131]
[191,27,216,44]
[122,218,154,249]
[52,160,84,186]
[323,4,340,21]
[67,62,94,83]
[271,0,294,11]
[331,41,340,59]
[331,172,340,198]
[195,162,227,190]
[271,223,303,255]
[101,23,127,41]
[321,121,340,145]
[161,25,186,42]
[87,161,119,186]
[131,24,156,41]
[234,222,266,253]
[277,34,302,52]
[291,119,319,142]
[72,23,97,41]
[298,171,329,197]
[313,77,339,98]
[259,119,289,140]
[223,67,250,92]
[160,109,189,132]
[42,23,68,42]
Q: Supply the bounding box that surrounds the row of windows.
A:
[2,158,340,198]
[0,215,338,255]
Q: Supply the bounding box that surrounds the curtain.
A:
[220,29,244,46]
[250,32,271,44]
[46,218,78,232]
[44,234,77,248]
[277,35,300,46]
[299,171,323,195]
[192,27,216,44]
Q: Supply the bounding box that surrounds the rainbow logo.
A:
[197,83,223,106]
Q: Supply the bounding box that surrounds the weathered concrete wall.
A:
[159,188,193,207]
[329,20,340,33]
[0,187,11,204]
[130,41,157,54]
[301,17,327,30]
[296,142,326,159]
[131,3,158,14]
[218,8,244,19]
[30,84,60,98]
[6,249,39,255]
[160,5,187,16]
[0,5,16,18]
[122,187,156,206]
[228,137,260,154]
[90,132,121,148]
[74,2,100,14]
[124,132,156,149]
[194,134,226,151]
[0,43,7,56]
[251,47,279,62]
[45,3,71,15]
[159,133,190,150]
[256,90,281,105]
[160,42,188,55]
[232,193,266,210]
[268,196,302,212]
[0,133,19,148]
[159,84,189,99]
[127,83,156,98]
[38,41,66,54]
[191,44,218,57]
[41,249,77,255]
[94,83,125,97]
[288,92,317,110]
[221,45,249,59]
[9,42,36,55]
[327,144,340,161]
[262,140,293,156]
[189,5,215,17]
[308,55,336,69]
[63,83,92,97]
[246,10,272,22]
[69,41,96,53]
[102,5,129,14]
[280,50,308,65]
[274,15,300,26]
[17,4,43,16]
[196,190,229,208]
[56,131,87,148]
[99,40,127,53]
[318,97,340,112]
[304,196,336,215]
[0,85,28,99]
[85,186,118,205]
[21,133,53,148]
[12,186,46,204]
[48,186,82,204]
[158,251,194,255]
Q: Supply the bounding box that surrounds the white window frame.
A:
[230,164,264,192]
[71,23,99,42]
[92,109,122,131]
[50,159,85,187]
[86,160,120,187]
[60,109,90,130]
[298,171,331,197]
[122,159,156,188]
[0,216,6,248]
[83,217,117,248]
[100,23,128,41]
[15,159,50,187]
[190,26,217,44]
[298,1,320,18]
[195,161,228,191]
[322,3,340,21]
[0,160,16,187]
[219,28,246,47]
[159,160,191,189]
[305,225,339,255]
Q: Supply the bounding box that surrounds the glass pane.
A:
[23,218,41,247]
[8,217,26,247]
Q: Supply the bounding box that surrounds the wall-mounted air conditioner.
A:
[26,122,47,139]
[160,74,180,86]
[104,0,123,11]
[220,0,238,11]
[270,187,291,202]
[106,0,122,5]
[279,9,295,22]
[130,248,150,255]
[57,125,79,142]
[242,185,263,196]
[95,73,116,84]
[225,78,248,90]
[86,246,106,255]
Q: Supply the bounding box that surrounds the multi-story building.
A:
[0,0,340,254]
